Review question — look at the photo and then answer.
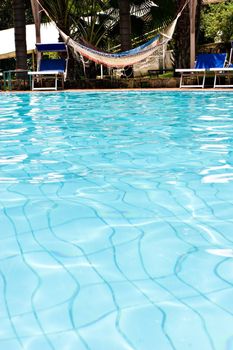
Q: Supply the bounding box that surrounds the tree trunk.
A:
[174,1,190,69]
[190,0,197,67]
[12,0,27,70]
[118,0,132,51]
[174,0,202,69]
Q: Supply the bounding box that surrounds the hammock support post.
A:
[189,0,197,68]
[162,44,166,72]
[31,0,42,67]
[100,64,103,79]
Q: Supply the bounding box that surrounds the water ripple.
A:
[0,91,233,349]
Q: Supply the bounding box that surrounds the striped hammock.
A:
[58,17,179,68]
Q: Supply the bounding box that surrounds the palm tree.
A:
[40,0,115,78]
[116,0,176,51]
[38,0,198,76]
[118,0,132,50]
[12,0,27,70]
[114,0,204,69]
[41,0,113,46]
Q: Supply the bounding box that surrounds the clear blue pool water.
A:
[1,91,233,350]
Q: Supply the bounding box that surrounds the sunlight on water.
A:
[0,91,233,350]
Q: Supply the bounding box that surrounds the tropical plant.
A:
[0,0,33,72]
[109,0,176,51]
[32,0,203,75]
[0,0,14,30]
[41,0,111,46]
[40,0,115,78]
[200,1,233,44]
[0,0,33,30]
[41,0,177,50]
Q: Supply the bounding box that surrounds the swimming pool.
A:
[0,91,233,350]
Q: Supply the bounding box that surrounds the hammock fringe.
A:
[34,0,189,68]
[59,18,177,68]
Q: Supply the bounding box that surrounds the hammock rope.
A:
[34,0,189,68]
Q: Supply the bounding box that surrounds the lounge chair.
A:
[28,43,68,91]
[176,53,227,88]
[210,44,233,88]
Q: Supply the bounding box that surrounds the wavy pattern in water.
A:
[0,91,233,350]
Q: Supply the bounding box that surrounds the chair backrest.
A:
[39,58,66,72]
[195,53,227,69]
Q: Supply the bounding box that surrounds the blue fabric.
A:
[77,34,160,58]
[195,53,226,69]
[39,59,66,71]
[36,43,67,52]
[116,35,160,57]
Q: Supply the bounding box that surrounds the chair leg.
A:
[31,76,35,90]
[202,73,206,88]
[180,73,183,88]
[213,73,217,88]
[55,75,58,90]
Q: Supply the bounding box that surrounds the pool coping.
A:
[1,87,233,93]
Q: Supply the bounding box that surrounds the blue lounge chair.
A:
[210,43,233,88]
[176,53,227,88]
[28,43,68,91]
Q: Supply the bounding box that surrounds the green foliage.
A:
[0,0,33,30]
[201,1,233,43]
[35,0,177,49]
[107,0,176,46]
[0,0,13,29]
[41,0,113,47]
[149,0,175,28]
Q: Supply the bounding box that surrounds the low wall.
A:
[66,77,180,89]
